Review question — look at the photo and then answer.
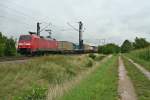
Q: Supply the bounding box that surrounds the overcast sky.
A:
[0,0,150,45]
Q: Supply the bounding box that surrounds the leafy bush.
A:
[14,85,47,100]
[0,32,16,56]
[88,53,96,59]
[95,55,105,61]
[133,37,149,49]
[98,43,120,54]
[84,58,93,67]
[4,37,16,56]
[0,32,6,56]
[121,40,133,53]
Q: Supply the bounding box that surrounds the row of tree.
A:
[0,32,16,56]
[98,37,150,54]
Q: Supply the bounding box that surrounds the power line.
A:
[67,22,78,31]
[84,38,106,46]
[0,1,51,23]
[0,9,36,25]
[51,24,73,33]
[40,23,51,32]
[0,3,38,22]
[0,0,38,14]
[0,16,33,29]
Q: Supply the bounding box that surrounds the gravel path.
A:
[128,58,150,80]
[118,56,137,100]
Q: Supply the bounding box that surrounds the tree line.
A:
[0,32,16,56]
[98,37,150,54]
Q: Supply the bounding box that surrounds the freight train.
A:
[17,33,97,55]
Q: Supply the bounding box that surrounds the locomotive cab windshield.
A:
[19,35,31,41]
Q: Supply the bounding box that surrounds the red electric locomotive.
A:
[17,33,58,55]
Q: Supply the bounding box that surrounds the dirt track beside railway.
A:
[118,56,137,100]
[128,58,150,80]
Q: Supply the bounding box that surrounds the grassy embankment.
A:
[0,54,105,99]
[59,55,118,100]
[123,56,150,100]
[126,47,150,71]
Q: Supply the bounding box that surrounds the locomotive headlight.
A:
[18,43,23,45]
[18,43,31,46]
[25,43,31,45]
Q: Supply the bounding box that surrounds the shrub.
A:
[0,32,16,56]
[84,58,93,68]
[95,55,105,61]
[98,43,120,54]
[121,40,133,53]
[4,38,16,56]
[14,85,47,100]
[88,53,96,59]
[133,37,149,49]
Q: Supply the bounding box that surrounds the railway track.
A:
[0,56,32,63]
[0,54,87,63]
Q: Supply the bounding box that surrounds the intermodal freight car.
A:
[58,41,76,53]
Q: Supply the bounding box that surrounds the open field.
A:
[58,55,118,100]
[0,54,105,99]
[0,52,150,100]
[123,56,150,100]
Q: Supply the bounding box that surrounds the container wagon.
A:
[58,41,76,53]
[84,44,93,53]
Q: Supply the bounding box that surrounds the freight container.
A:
[91,46,98,52]
[84,44,93,50]
[58,41,75,51]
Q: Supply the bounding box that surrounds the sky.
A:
[0,0,150,46]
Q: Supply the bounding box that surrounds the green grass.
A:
[123,56,150,100]
[59,55,118,100]
[0,54,105,99]
[126,47,150,71]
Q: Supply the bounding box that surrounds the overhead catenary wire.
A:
[0,1,52,24]
[0,2,47,34]
[0,0,38,15]
[0,3,38,23]
[50,24,75,33]
[0,1,87,41]
[40,23,52,32]
[0,0,79,34]
[0,15,33,28]
[67,22,78,31]
[0,9,36,27]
